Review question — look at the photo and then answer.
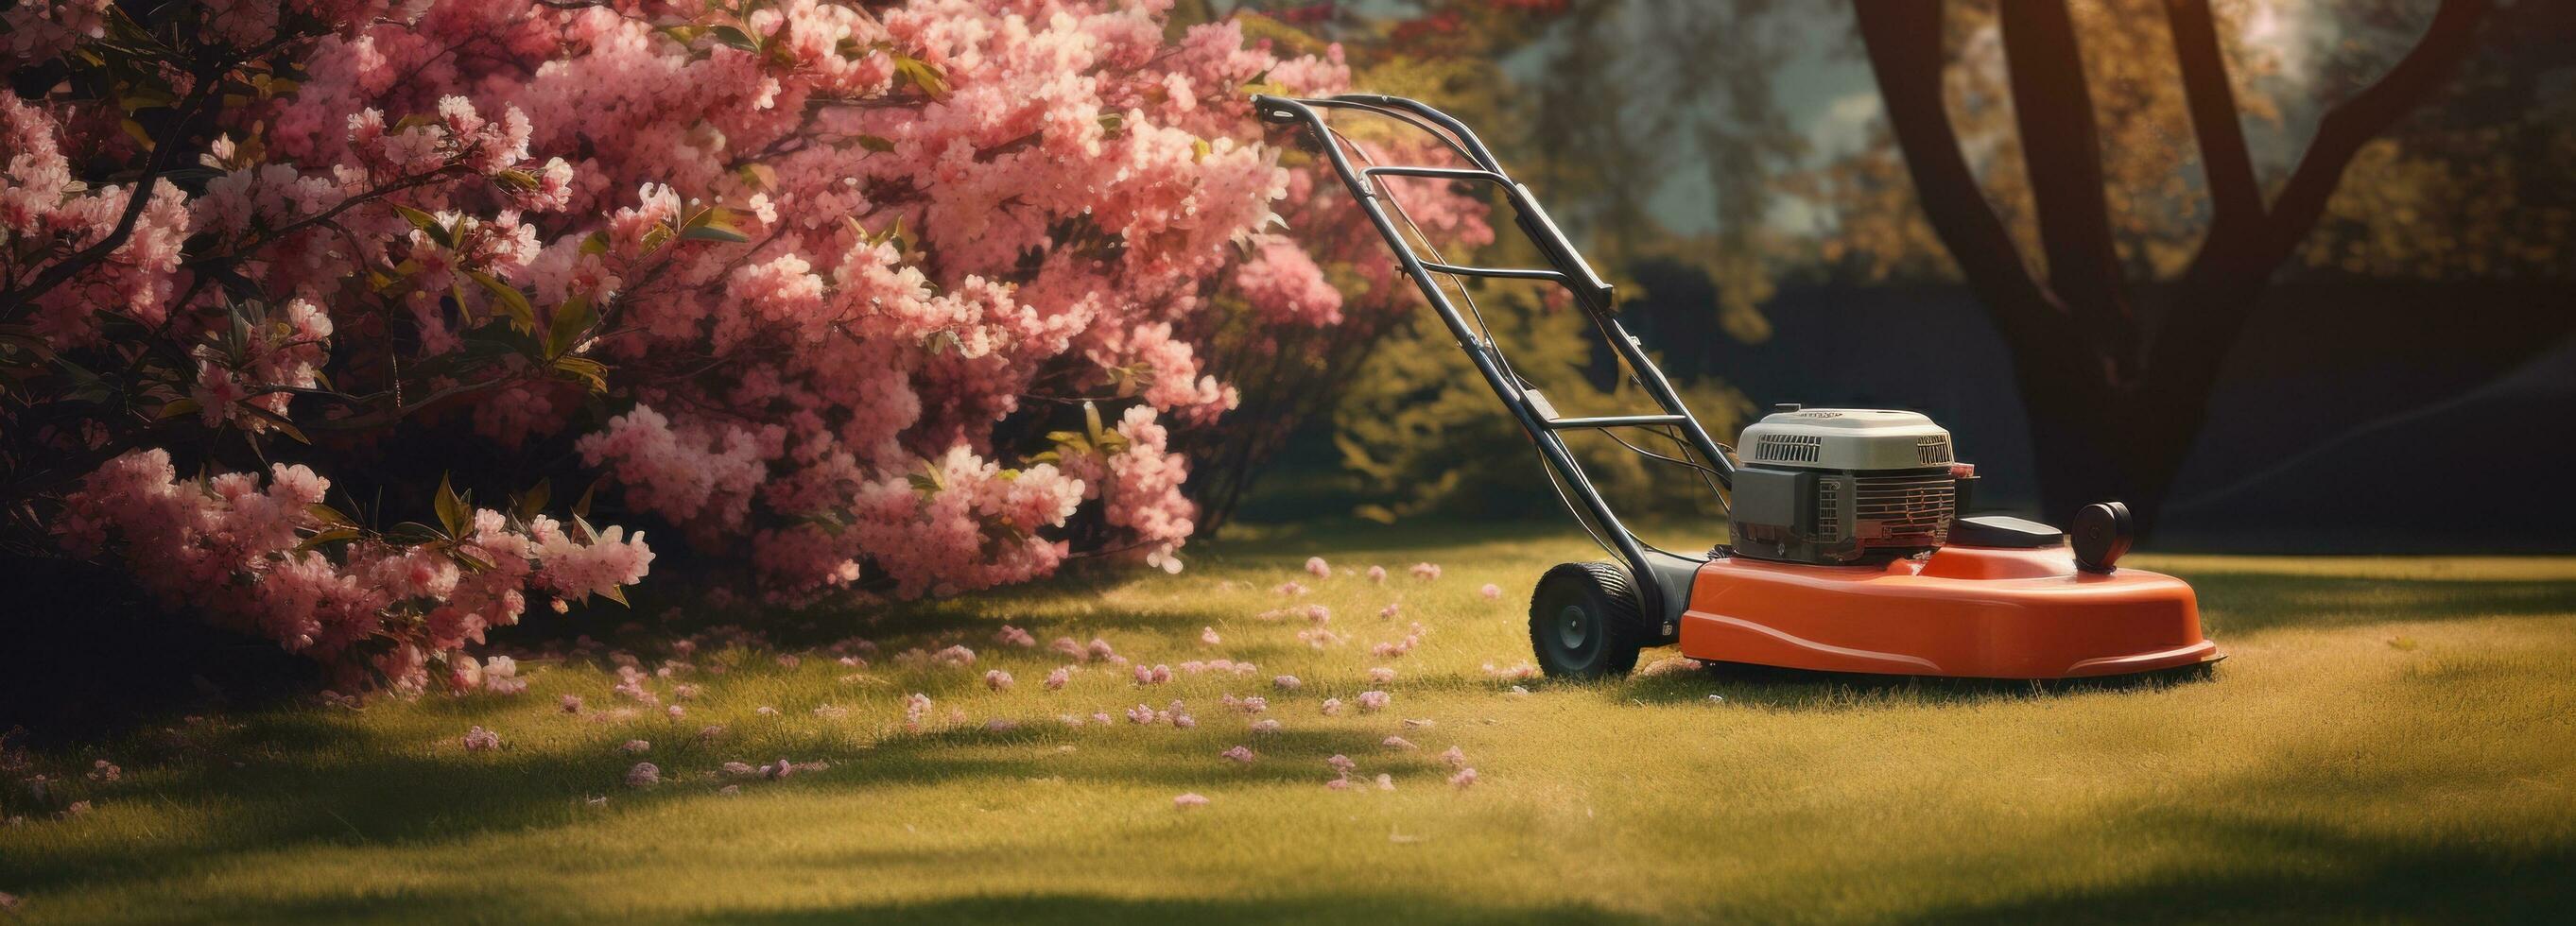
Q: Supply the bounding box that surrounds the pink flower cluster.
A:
[60,450,649,693]
[9,0,1491,690]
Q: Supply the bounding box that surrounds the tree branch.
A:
[2163,0,2262,236]
[1852,0,2073,357]
[2143,0,2493,472]
[1997,0,2135,366]
[0,82,217,315]
[2252,0,2492,267]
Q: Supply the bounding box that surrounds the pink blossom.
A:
[1357,691,1391,712]
[1044,666,1073,691]
[1382,735,1417,750]
[1221,746,1255,763]
[461,726,501,753]
[1272,675,1303,691]
[1320,697,1343,716]
[1304,557,1331,579]
[1379,603,1401,619]
[1411,563,1443,581]
[618,740,650,755]
[1200,626,1221,646]
[984,670,1014,691]
[995,626,1037,648]
[1251,719,1282,734]
[1479,583,1504,600]
[1439,746,1469,768]
[13,0,1489,694]
[1449,767,1478,789]
[625,762,661,788]
[1366,566,1388,584]
[1369,667,1397,683]
[1276,581,1307,597]
[1173,793,1209,809]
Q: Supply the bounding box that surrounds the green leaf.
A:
[1082,400,1105,443]
[907,459,945,494]
[596,584,631,608]
[579,231,611,256]
[678,222,750,244]
[572,513,600,544]
[552,355,610,394]
[546,295,595,359]
[710,25,758,51]
[855,135,896,153]
[573,475,604,520]
[516,478,552,523]
[294,526,360,553]
[468,270,537,333]
[237,404,310,444]
[308,503,355,527]
[385,522,446,546]
[390,204,452,249]
[492,168,539,191]
[893,55,950,98]
[435,472,469,539]
[448,546,494,573]
[156,397,202,420]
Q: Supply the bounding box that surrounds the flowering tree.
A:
[0,0,1480,693]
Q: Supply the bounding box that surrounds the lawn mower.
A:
[1254,94,2222,680]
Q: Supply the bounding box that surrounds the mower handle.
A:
[1254,93,1738,630]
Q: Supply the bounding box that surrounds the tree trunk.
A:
[1855,0,2492,536]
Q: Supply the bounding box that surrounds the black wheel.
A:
[1528,561,1648,679]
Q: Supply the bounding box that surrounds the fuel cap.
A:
[2072,502,2135,573]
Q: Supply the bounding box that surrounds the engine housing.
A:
[1730,407,1961,565]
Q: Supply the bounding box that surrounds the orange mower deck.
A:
[1678,543,2221,679]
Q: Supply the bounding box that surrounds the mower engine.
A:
[1729,404,1970,565]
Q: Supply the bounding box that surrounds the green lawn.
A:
[6,522,2575,924]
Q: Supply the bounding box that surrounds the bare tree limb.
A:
[2160,0,2492,377]
[1852,0,2072,357]
[1997,0,2134,363]
[2163,0,2263,236]
[2251,0,2492,266]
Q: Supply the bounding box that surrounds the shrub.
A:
[0,0,1481,691]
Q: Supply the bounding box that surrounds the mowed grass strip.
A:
[4,523,2573,924]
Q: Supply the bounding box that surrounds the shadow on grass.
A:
[2185,572,2576,634]
[1901,814,2576,925]
[230,891,1651,926]
[727,894,1651,926]
[0,704,1432,899]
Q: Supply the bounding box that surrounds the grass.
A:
[5,520,2575,924]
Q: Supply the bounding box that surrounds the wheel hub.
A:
[1556,604,1591,650]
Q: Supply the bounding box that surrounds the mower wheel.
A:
[1528,561,1648,679]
